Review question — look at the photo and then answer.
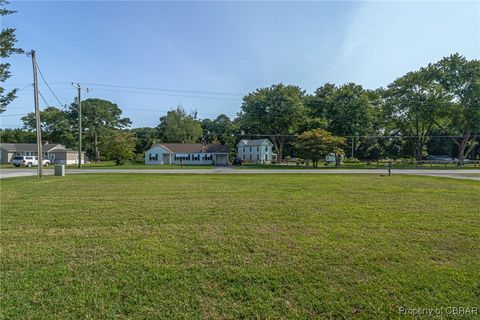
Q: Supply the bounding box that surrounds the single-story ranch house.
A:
[0,143,87,165]
[145,143,229,165]
[237,139,276,164]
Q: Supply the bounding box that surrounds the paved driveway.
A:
[1,167,479,180]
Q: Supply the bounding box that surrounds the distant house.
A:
[144,143,229,165]
[0,143,86,165]
[237,139,276,164]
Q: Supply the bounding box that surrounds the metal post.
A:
[31,50,43,178]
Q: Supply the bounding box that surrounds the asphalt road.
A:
[1,167,480,180]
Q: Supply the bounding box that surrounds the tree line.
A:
[1,53,479,165]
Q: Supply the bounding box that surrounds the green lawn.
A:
[66,160,214,169]
[0,161,214,170]
[1,174,479,319]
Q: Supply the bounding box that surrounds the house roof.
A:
[237,139,272,146]
[0,143,64,152]
[151,143,228,154]
[49,148,85,154]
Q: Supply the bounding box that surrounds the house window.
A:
[257,154,259,160]
[249,154,252,160]
[249,146,251,152]
[265,154,267,160]
[257,146,259,152]
[243,154,245,160]
[265,146,268,152]
[243,146,245,152]
[149,153,158,161]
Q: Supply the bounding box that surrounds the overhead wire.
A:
[34,62,66,107]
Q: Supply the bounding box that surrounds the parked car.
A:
[11,156,38,167]
[11,156,51,167]
[41,158,51,166]
[426,155,454,163]
[232,157,242,166]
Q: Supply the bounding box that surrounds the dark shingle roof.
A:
[152,143,228,154]
[0,143,64,152]
[205,144,229,153]
[237,139,272,146]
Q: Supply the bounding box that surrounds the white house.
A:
[144,143,229,165]
[237,139,276,164]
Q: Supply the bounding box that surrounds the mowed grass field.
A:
[1,174,479,319]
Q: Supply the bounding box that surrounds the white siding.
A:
[145,145,171,164]
[237,140,274,163]
[145,145,228,165]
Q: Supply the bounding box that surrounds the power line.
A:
[88,87,242,101]
[34,62,66,107]
[17,84,33,91]
[120,107,237,117]
[4,81,245,100]
[38,90,52,108]
[82,82,243,96]
[0,113,26,118]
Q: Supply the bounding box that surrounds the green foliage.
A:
[294,129,346,167]
[69,98,131,161]
[21,107,76,147]
[99,129,137,165]
[131,127,158,155]
[0,128,36,143]
[430,53,480,162]
[308,83,382,159]
[238,83,308,160]
[201,114,238,158]
[0,0,24,113]
[383,68,449,161]
[157,106,203,143]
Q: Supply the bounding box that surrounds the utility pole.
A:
[72,83,89,168]
[30,50,43,178]
[351,136,355,159]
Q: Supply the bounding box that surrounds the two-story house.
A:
[236,139,275,164]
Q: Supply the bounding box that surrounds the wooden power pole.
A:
[30,50,43,178]
[72,83,89,168]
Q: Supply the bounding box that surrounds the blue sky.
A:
[1,0,479,129]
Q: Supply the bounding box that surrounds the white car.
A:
[11,156,51,167]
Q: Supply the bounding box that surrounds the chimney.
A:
[44,140,49,145]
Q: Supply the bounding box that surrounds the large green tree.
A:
[0,0,23,113]
[0,128,36,143]
[431,53,480,164]
[294,129,346,168]
[131,127,158,156]
[238,83,308,161]
[69,98,131,161]
[383,69,449,161]
[309,83,382,158]
[156,106,203,143]
[21,106,76,147]
[201,114,237,158]
[99,129,136,165]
